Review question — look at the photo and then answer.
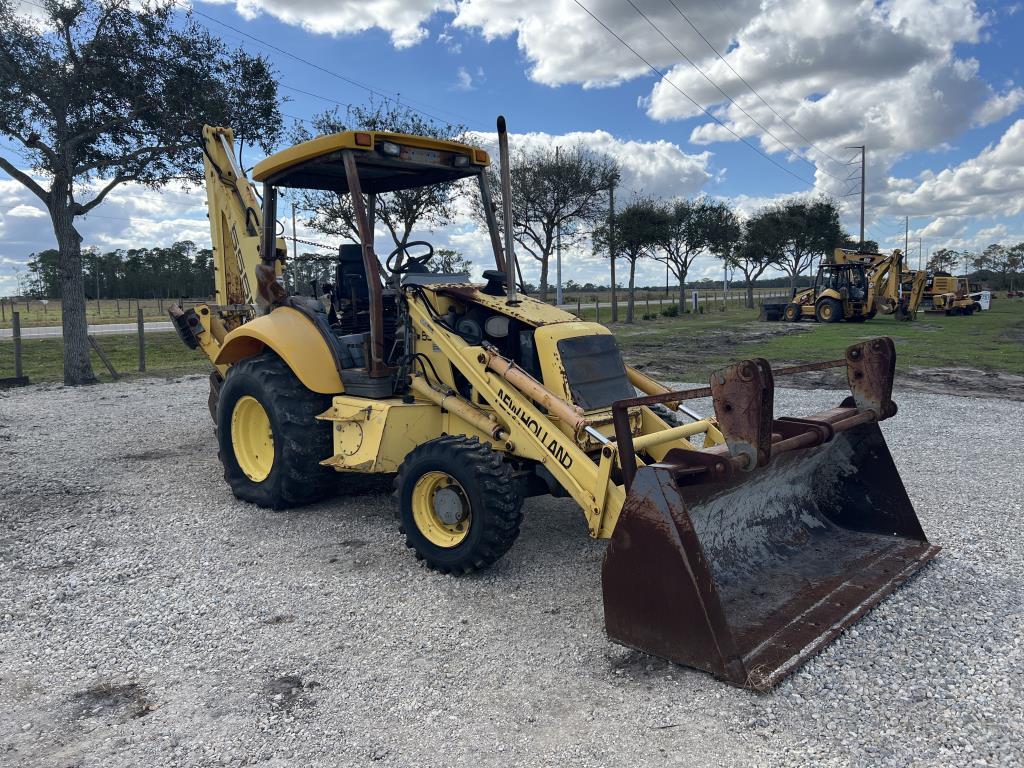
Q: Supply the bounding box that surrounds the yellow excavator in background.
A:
[782,248,923,322]
[169,119,938,690]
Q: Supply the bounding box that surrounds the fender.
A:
[215,306,344,394]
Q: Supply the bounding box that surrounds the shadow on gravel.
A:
[70,681,154,721]
[263,675,320,711]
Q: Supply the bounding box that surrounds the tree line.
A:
[928,244,1024,290]
[24,241,214,300]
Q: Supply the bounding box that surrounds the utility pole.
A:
[609,177,618,323]
[919,237,923,271]
[847,145,866,250]
[555,146,563,306]
[904,216,909,256]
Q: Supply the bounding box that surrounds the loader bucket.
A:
[603,338,939,690]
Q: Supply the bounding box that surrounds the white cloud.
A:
[201,0,455,48]
[468,129,712,200]
[5,203,46,218]
[973,87,1024,126]
[453,66,474,91]
[889,118,1024,218]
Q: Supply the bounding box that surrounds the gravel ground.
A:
[1,375,1022,767]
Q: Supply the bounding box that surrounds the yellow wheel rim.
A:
[231,395,275,482]
[820,304,832,320]
[411,471,471,548]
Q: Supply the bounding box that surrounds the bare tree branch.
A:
[0,153,48,206]
[74,173,136,215]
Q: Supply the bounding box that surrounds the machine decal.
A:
[496,387,573,469]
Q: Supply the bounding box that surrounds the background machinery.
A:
[171,118,939,690]
[778,248,924,323]
[924,273,984,315]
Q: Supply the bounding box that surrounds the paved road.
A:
[0,320,174,340]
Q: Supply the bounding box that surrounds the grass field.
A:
[3,297,1022,388]
[0,331,207,384]
[606,296,1024,386]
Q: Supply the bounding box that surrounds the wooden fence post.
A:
[88,335,120,380]
[137,307,146,372]
[595,298,601,324]
[13,311,23,379]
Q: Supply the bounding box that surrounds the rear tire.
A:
[783,303,802,322]
[816,298,843,323]
[394,435,523,574]
[217,352,335,509]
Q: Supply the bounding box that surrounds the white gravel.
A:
[1,375,1022,767]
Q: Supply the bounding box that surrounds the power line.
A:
[178,3,478,132]
[624,0,843,181]
[572,0,829,192]
[662,0,846,168]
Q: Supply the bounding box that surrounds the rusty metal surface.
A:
[710,359,774,470]
[603,421,939,690]
[611,339,896,494]
[846,337,897,419]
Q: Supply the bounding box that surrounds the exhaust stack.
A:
[496,116,518,305]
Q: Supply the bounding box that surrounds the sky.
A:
[3,0,1024,295]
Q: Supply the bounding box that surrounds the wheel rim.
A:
[411,471,471,548]
[231,395,275,482]
[821,304,833,320]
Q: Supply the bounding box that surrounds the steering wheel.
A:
[386,240,434,274]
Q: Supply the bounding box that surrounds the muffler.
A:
[603,338,939,689]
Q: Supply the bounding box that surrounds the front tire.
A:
[217,352,335,509]
[816,298,843,323]
[783,303,802,322]
[394,436,523,574]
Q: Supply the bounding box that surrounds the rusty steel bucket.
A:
[603,338,939,690]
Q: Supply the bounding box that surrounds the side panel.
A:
[318,397,500,473]
[319,398,441,473]
[214,306,343,395]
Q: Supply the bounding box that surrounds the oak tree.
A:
[0,0,281,383]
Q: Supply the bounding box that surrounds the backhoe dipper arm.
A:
[201,125,276,321]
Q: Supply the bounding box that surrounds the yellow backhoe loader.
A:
[780,248,923,323]
[170,119,938,689]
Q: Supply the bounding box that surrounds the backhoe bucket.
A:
[603,339,939,690]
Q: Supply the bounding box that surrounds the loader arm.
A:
[406,298,628,538]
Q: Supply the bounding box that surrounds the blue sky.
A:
[3,0,1024,292]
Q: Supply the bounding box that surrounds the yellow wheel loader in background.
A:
[170,118,939,690]
[925,273,983,315]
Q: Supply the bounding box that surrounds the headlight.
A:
[453,154,470,167]
[379,141,401,157]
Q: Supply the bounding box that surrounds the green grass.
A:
[0,332,208,383]
[603,297,1024,381]
[737,300,1024,374]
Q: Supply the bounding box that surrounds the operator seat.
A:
[335,244,379,302]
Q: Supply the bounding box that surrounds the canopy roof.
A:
[252,131,490,194]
